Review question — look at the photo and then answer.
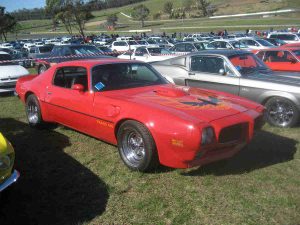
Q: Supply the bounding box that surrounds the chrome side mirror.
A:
[219,69,226,75]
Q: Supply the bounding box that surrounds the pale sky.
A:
[0,0,46,12]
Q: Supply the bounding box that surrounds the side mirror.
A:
[72,84,84,92]
[143,53,149,57]
[219,69,226,75]
[290,58,297,64]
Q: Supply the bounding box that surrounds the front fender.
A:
[258,91,300,109]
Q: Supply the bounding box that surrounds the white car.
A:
[118,47,176,62]
[0,43,14,49]
[267,32,300,44]
[23,43,36,51]
[207,40,250,50]
[237,38,274,50]
[0,52,29,93]
[111,40,141,52]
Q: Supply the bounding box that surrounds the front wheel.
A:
[264,97,299,128]
[38,65,47,74]
[25,94,44,128]
[117,120,159,172]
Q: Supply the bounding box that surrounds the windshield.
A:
[128,40,138,45]
[148,48,171,55]
[229,53,270,75]
[256,39,274,47]
[70,45,102,55]
[92,63,167,91]
[39,46,53,53]
[137,41,147,45]
[147,39,157,44]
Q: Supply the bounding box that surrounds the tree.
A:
[163,2,173,18]
[0,6,17,41]
[70,0,94,38]
[131,4,150,27]
[46,0,63,30]
[183,0,193,11]
[106,14,118,29]
[195,0,217,17]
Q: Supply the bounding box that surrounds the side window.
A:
[135,48,147,56]
[53,67,88,91]
[191,56,226,74]
[175,44,186,52]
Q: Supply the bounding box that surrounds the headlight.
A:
[201,127,215,145]
[0,155,11,170]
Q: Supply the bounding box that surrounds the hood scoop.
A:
[153,86,189,97]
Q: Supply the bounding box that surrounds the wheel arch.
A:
[258,91,300,108]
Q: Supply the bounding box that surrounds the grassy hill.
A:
[9,0,300,38]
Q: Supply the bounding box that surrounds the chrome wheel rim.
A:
[122,130,145,166]
[268,100,294,127]
[39,67,46,74]
[27,101,39,124]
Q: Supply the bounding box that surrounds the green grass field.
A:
[0,92,299,224]
[8,0,300,39]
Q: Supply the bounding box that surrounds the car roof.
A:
[0,51,9,55]
[187,49,251,57]
[53,58,142,68]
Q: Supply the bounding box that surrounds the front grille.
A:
[219,123,248,143]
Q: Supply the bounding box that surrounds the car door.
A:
[44,66,95,134]
[185,55,240,95]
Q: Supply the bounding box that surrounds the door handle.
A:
[188,72,195,75]
[47,92,52,95]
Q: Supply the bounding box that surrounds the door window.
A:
[191,56,227,74]
[53,67,88,91]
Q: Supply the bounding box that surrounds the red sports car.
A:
[16,59,264,171]
[255,47,300,72]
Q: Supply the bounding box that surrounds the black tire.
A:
[38,65,47,74]
[117,120,159,172]
[264,97,299,128]
[25,94,44,128]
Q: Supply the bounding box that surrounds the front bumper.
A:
[0,170,20,192]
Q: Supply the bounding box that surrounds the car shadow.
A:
[0,118,109,225]
[181,130,298,176]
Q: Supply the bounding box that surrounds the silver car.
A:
[152,50,300,128]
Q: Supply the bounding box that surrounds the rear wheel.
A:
[25,94,44,128]
[265,97,299,128]
[117,120,159,172]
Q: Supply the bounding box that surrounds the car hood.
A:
[0,65,29,79]
[107,85,255,123]
[245,70,300,86]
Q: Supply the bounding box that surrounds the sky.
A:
[0,0,46,12]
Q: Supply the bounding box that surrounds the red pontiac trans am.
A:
[16,59,264,171]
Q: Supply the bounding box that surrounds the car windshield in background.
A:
[147,39,157,44]
[256,39,274,47]
[92,63,167,91]
[70,45,102,55]
[230,41,248,48]
[128,41,138,45]
[148,48,171,55]
[0,53,16,65]
[39,46,53,53]
[229,53,269,75]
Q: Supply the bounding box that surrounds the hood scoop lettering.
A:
[153,87,189,97]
